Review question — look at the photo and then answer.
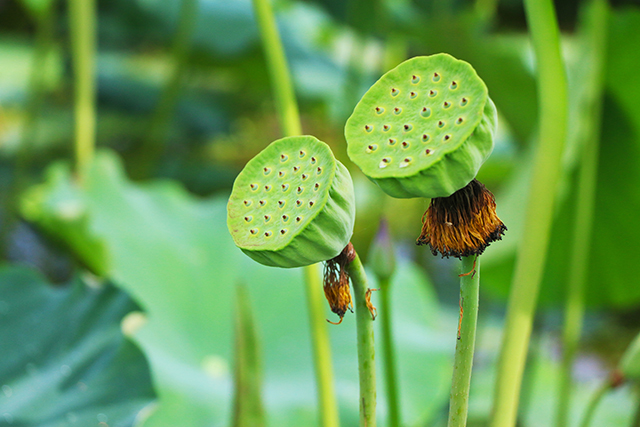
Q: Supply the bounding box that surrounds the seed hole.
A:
[278,200,285,208]
[299,150,306,158]
[366,144,378,153]
[280,154,288,162]
[250,229,258,235]
[412,75,420,84]
[401,141,409,148]
[461,97,468,106]
[365,125,373,133]
[311,157,317,164]
[383,124,390,132]
[438,120,445,128]
[264,215,271,222]
[244,216,252,222]
[302,173,308,180]
[314,183,320,190]
[403,124,413,132]
[443,101,450,109]
[293,166,300,172]
[422,134,430,142]
[394,107,402,115]
[259,200,266,207]
[433,72,440,82]
[375,106,384,114]
[388,138,396,145]
[400,157,412,168]
[429,90,437,97]
[425,149,432,155]
[316,167,322,175]
[296,200,302,207]
[278,171,285,177]
[281,184,289,191]
[264,231,272,237]
[244,200,252,206]
[296,216,302,222]
[264,184,272,191]
[410,91,417,99]
[282,214,289,222]
[444,135,451,141]
[450,81,458,90]
[250,184,258,191]
[280,229,287,235]
[297,186,304,194]
[379,157,391,169]
[263,167,271,175]
[421,107,431,117]
[456,117,464,124]
[309,201,315,207]
[391,87,399,97]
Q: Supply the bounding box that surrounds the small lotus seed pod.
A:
[227,135,355,268]
[345,53,497,199]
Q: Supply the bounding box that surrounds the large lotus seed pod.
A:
[227,135,355,268]
[345,53,497,199]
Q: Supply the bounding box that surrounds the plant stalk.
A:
[346,252,377,427]
[379,276,400,427]
[578,380,611,427]
[68,0,97,183]
[556,1,608,426]
[448,255,481,427]
[250,0,340,426]
[490,0,568,424]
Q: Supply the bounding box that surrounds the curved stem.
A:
[578,381,611,427]
[68,0,97,183]
[490,0,568,424]
[448,255,481,427]
[379,276,400,427]
[250,0,340,426]
[556,1,609,426]
[346,252,377,427]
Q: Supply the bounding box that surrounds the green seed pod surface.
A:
[345,53,497,199]
[227,135,355,268]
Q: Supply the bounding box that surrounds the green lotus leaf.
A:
[227,135,355,268]
[345,53,497,199]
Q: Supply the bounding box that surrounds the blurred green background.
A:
[1,0,640,426]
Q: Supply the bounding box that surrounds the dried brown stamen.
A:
[417,179,507,258]
[365,288,379,320]
[323,243,355,324]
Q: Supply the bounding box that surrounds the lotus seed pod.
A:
[227,135,355,268]
[345,53,497,199]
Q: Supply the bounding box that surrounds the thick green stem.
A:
[304,264,341,427]
[250,0,340,426]
[346,252,377,427]
[251,0,300,136]
[379,276,400,427]
[448,256,481,427]
[556,2,608,426]
[578,381,611,427]
[490,0,568,425]
[139,0,198,176]
[68,0,97,182]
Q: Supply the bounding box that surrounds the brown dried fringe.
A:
[417,179,507,258]
[323,244,354,324]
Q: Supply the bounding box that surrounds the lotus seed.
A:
[375,107,384,114]
[265,231,272,237]
[263,167,271,175]
[293,166,300,172]
[250,229,258,234]
[388,138,396,145]
[299,150,306,158]
[281,154,288,162]
[309,201,315,207]
[401,141,409,148]
[296,200,302,207]
[438,120,445,128]
[297,186,303,194]
[443,101,450,108]
[410,91,417,99]
[391,87,399,96]
[412,75,420,83]
[281,184,289,191]
[317,167,322,174]
[302,173,308,180]
[444,135,451,141]
[259,200,266,206]
[244,200,252,206]
[250,184,258,191]
[296,216,302,222]
[450,81,458,90]
[383,125,390,131]
[433,72,440,82]
[244,216,252,222]
[461,97,468,106]
[314,183,320,190]
[311,157,317,164]
[365,125,373,132]
[429,90,437,97]
[278,200,285,207]
[425,149,432,155]
[282,214,289,221]
[366,144,378,153]
[264,184,272,191]
[264,215,271,222]
[456,117,464,124]
[278,171,285,177]
[421,107,431,117]
[394,107,402,115]
[422,134,430,142]
[403,124,413,132]
[280,229,287,234]
[400,158,412,168]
